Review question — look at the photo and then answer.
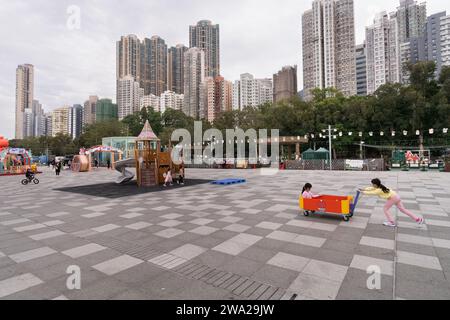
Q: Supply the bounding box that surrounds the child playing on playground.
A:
[359,178,424,228]
[163,168,173,187]
[302,183,320,199]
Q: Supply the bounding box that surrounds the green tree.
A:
[78,120,126,148]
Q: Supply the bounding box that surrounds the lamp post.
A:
[326,125,337,171]
[360,141,365,160]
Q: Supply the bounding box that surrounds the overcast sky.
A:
[1,0,449,139]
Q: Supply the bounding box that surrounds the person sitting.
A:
[25,168,34,181]
[302,183,320,199]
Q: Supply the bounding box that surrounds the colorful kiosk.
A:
[0,136,8,174]
[0,147,33,176]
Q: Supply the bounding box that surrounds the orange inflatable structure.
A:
[0,136,8,152]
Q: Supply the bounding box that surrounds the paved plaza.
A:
[1,167,450,300]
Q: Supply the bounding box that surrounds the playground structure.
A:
[390,149,442,170]
[70,122,182,186]
[71,146,123,173]
[133,121,181,187]
[299,191,361,222]
[0,147,33,176]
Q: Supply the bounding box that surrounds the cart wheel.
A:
[343,216,350,222]
[304,211,310,217]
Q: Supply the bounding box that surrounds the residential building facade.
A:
[302,0,356,101]
[116,35,141,82]
[69,104,83,139]
[442,15,450,68]
[140,94,160,112]
[189,20,220,77]
[233,73,273,110]
[160,91,184,113]
[366,12,400,94]
[117,76,144,120]
[200,76,233,122]
[83,96,98,127]
[396,0,427,44]
[141,36,168,96]
[15,64,34,139]
[168,44,188,94]
[183,47,205,119]
[95,99,118,123]
[355,44,367,96]
[52,107,70,136]
[273,66,298,102]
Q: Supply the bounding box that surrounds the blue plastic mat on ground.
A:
[211,178,246,185]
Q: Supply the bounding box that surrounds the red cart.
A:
[299,191,361,222]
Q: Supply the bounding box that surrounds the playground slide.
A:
[115,158,136,184]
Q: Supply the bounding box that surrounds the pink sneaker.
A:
[416,217,425,225]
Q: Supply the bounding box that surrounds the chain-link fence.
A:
[285,159,385,171]
[184,158,385,171]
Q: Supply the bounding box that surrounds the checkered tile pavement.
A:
[1,167,450,300]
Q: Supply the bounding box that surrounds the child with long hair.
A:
[360,178,424,227]
[302,183,320,199]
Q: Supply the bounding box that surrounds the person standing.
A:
[55,161,62,176]
[107,159,111,170]
[178,165,185,185]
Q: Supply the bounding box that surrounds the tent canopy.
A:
[301,148,329,160]
[301,148,316,160]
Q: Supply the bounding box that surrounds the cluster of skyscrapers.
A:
[14,64,118,140]
[302,0,450,100]
[116,20,299,123]
[14,17,303,140]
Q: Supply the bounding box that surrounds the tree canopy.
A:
[10,62,450,158]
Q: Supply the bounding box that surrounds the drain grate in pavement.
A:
[82,234,286,300]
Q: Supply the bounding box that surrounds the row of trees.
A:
[10,62,450,159]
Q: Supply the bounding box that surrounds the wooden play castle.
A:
[134,121,181,187]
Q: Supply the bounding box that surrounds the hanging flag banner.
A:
[315,127,448,139]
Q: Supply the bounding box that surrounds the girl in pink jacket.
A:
[302,183,320,199]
